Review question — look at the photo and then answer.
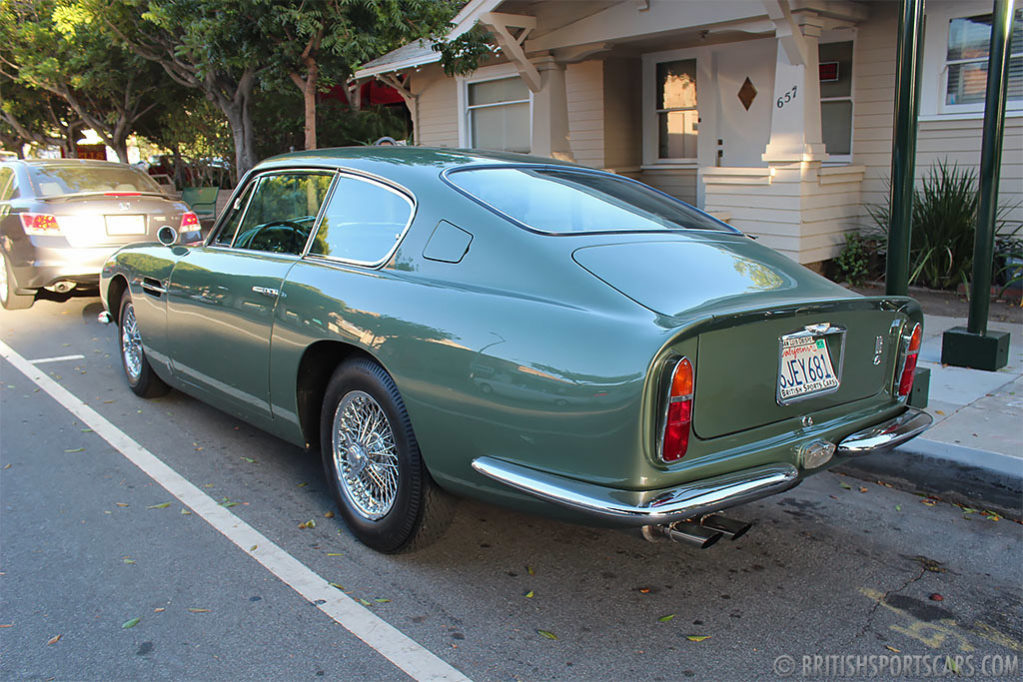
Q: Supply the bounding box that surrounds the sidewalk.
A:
[836,311,1023,519]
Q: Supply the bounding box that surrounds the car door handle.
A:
[251,286,283,299]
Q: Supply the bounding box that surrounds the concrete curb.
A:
[834,437,1023,521]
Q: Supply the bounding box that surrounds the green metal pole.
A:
[967,0,1015,336]
[885,0,926,296]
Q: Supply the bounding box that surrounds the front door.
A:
[713,38,777,167]
[166,170,334,424]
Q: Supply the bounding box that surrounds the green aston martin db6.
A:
[99,148,931,553]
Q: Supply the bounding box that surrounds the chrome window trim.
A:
[301,170,418,269]
[206,168,338,255]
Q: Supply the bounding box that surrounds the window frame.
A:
[641,46,711,168]
[921,1,1023,118]
[818,33,857,165]
[303,170,418,269]
[205,168,337,256]
[456,63,533,152]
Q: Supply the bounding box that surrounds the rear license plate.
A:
[777,327,842,404]
[105,215,146,235]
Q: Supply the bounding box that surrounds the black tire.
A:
[0,251,34,310]
[118,295,169,398]
[320,358,454,553]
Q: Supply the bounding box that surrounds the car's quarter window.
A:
[448,167,734,235]
[211,183,255,247]
[231,171,334,255]
[308,175,414,265]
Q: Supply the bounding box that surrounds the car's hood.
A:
[571,233,856,319]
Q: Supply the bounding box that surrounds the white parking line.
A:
[0,339,471,682]
[28,354,86,365]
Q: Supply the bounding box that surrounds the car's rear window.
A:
[447,167,733,234]
[29,165,163,197]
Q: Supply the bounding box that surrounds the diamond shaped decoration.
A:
[738,77,757,111]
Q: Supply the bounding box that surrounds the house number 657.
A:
[776,85,798,108]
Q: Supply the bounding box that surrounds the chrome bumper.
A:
[836,407,932,457]
[471,457,800,526]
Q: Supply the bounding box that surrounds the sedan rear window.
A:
[29,165,163,197]
[447,167,733,234]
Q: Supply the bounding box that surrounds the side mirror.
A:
[157,225,178,246]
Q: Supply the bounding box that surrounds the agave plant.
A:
[866,160,1021,291]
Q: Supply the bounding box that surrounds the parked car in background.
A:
[99,148,931,554]
[0,159,199,309]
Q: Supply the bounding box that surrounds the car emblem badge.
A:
[873,335,884,365]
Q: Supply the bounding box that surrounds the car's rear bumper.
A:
[8,244,117,290]
[472,408,931,525]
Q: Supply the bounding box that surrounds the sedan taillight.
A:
[895,323,922,399]
[661,357,694,462]
[20,213,61,236]
[180,211,200,230]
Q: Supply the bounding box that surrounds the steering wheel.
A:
[237,220,306,253]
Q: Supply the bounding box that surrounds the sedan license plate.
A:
[105,215,146,235]
[778,332,840,404]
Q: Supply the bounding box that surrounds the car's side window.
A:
[232,172,334,255]
[211,183,255,247]
[309,175,414,265]
[0,168,14,201]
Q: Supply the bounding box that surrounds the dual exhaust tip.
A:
[641,514,752,549]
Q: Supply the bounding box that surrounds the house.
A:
[354,0,1023,268]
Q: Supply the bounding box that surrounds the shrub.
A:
[835,232,871,286]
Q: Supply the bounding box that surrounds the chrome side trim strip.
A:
[836,407,932,457]
[470,458,800,526]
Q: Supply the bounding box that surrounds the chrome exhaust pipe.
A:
[641,521,723,549]
[700,514,752,541]
[48,281,76,294]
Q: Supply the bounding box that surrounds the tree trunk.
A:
[210,69,258,180]
[303,63,317,150]
[112,140,130,164]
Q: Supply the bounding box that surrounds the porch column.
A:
[762,13,827,163]
[529,54,574,162]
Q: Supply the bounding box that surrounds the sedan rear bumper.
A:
[471,458,800,526]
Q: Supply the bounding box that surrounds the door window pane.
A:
[211,183,254,247]
[819,41,853,98]
[310,176,413,265]
[819,41,854,157]
[233,172,333,254]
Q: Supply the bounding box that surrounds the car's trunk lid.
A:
[572,234,907,438]
[44,193,185,248]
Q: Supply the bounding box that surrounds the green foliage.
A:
[867,160,1021,291]
[835,232,871,286]
[434,25,496,76]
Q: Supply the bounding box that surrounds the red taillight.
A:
[661,357,694,462]
[20,213,61,235]
[180,211,200,229]
[896,323,923,398]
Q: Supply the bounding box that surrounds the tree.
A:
[93,0,277,176]
[0,76,83,157]
[260,0,461,150]
[0,0,168,162]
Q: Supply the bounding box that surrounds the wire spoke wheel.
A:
[332,390,400,520]
[121,303,143,382]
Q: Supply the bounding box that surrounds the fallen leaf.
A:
[115,503,129,507]
[639,587,651,594]
[64,448,84,453]
[298,520,316,529]
[536,629,558,640]
[297,482,308,488]
[358,598,371,607]
[47,634,61,645]
[983,511,1001,522]
[241,457,255,463]
[187,608,210,613]
[524,591,534,598]
[81,428,93,433]
[658,614,676,622]
[930,593,944,601]
[2,464,10,470]
[877,480,893,488]
[180,509,191,515]
[935,410,945,415]
[858,487,868,493]
[526,566,535,576]
[121,617,140,629]
[326,553,343,557]
[329,582,344,590]
[123,558,136,565]
[147,502,171,509]
[249,545,258,552]
[153,608,165,613]
[895,505,902,512]
[886,645,901,653]
[839,482,852,490]
[220,500,238,508]
[961,507,978,514]
[324,511,335,519]
[374,598,390,603]
[0,624,12,628]
[921,498,937,507]
[686,635,711,642]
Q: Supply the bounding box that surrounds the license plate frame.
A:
[776,323,846,405]
[105,215,146,236]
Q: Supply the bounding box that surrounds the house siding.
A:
[602,57,643,171]
[853,3,1023,230]
[411,64,460,148]
[566,60,606,168]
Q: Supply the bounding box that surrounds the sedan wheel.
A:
[321,358,454,553]
[118,295,169,398]
[0,251,34,310]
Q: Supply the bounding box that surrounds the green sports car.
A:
[99,148,931,553]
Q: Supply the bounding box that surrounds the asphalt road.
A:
[2,293,1021,681]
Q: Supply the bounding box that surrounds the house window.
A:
[944,10,1022,107]
[466,76,530,153]
[819,41,854,157]
[655,59,698,160]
